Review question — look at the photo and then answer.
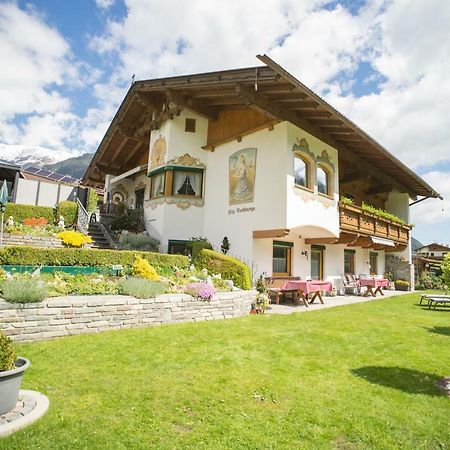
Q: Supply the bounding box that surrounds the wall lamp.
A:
[302,250,308,260]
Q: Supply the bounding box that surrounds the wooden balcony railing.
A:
[339,202,411,244]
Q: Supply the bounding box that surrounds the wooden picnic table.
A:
[359,278,389,297]
[280,280,333,306]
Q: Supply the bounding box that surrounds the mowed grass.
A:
[1,293,449,449]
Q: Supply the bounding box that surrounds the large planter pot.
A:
[395,284,410,292]
[0,357,30,415]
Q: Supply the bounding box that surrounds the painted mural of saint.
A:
[233,154,251,201]
[229,148,256,205]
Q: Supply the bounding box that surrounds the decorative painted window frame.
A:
[146,153,206,210]
[292,139,336,201]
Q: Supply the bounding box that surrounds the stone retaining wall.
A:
[2,233,63,248]
[0,291,256,342]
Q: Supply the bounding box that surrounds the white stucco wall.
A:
[203,122,289,262]
[285,123,340,238]
[102,111,396,282]
[14,179,76,207]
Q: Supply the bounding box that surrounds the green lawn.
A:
[1,293,449,449]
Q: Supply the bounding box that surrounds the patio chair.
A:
[341,274,360,295]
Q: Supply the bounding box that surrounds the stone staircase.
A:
[87,222,115,249]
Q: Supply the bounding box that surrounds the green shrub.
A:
[119,278,168,298]
[394,280,410,286]
[111,209,144,232]
[0,331,16,372]
[55,201,77,226]
[442,254,450,287]
[415,271,445,290]
[188,237,213,261]
[361,202,405,225]
[196,249,251,290]
[119,232,159,252]
[1,279,48,303]
[87,188,98,213]
[0,246,189,272]
[4,204,54,224]
[340,196,354,205]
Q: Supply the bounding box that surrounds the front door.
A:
[135,188,145,209]
[311,246,324,280]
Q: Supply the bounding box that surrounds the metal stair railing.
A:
[76,198,89,235]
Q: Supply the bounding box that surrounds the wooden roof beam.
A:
[117,125,148,144]
[340,171,369,183]
[111,134,130,163]
[166,88,218,120]
[235,83,409,194]
[123,141,146,165]
[290,102,320,109]
[366,184,394,195]
[309,119,344,126]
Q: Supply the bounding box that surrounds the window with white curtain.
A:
[173,170,202,197]
[150,173,165,198]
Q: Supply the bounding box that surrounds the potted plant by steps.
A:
[0,331,30,415]
[394,279,410,292]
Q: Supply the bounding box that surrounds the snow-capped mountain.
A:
[0,144,73,167]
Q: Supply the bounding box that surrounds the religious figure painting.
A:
[150,135,166,168]
[229,148,257,205]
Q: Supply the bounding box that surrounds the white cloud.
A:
[411,171,450,225]
[0,2,103,155]
[95,0,115,9]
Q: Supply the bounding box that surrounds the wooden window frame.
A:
[171,168,203,199]
[272,241,293,277]
[369,252,378,275]
[311,245,324,280]
[344,249,355,275]
[148,166,204,200]
[317,164,332,198]
[293,153,312,191]
[185,118,196,133]
[149,172,166,199]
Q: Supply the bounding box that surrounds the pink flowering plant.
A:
[184,283,215,301]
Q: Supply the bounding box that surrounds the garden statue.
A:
[206,275,214,286]
[189,264,196,272]
[201,268,208,277]
[6,216,14,227]
[221,236,230,254]
[57,215,65,228]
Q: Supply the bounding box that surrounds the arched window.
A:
[317,166,330,196]
[294,154,311,189]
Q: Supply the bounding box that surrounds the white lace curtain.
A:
[173,171,202,196]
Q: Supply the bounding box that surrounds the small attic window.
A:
[185,118,196,133]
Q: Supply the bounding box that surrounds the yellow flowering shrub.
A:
[132,255,159,280]
[56,230,93,248]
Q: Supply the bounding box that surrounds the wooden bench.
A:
[265,276,300,304]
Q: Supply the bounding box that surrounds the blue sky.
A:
[0,0,449,244]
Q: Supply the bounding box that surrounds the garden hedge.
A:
[0,246,189,271]
[5,204,55,224]
[196,249,252,290]
[55,201,77,226]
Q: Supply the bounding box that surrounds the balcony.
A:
[339,202,410,245]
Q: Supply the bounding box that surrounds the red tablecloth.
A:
[359,278,389,289]
[281,280,333,294]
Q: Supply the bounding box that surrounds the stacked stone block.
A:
[0,291,255,342]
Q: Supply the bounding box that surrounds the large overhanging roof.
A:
[83,55,441,200]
